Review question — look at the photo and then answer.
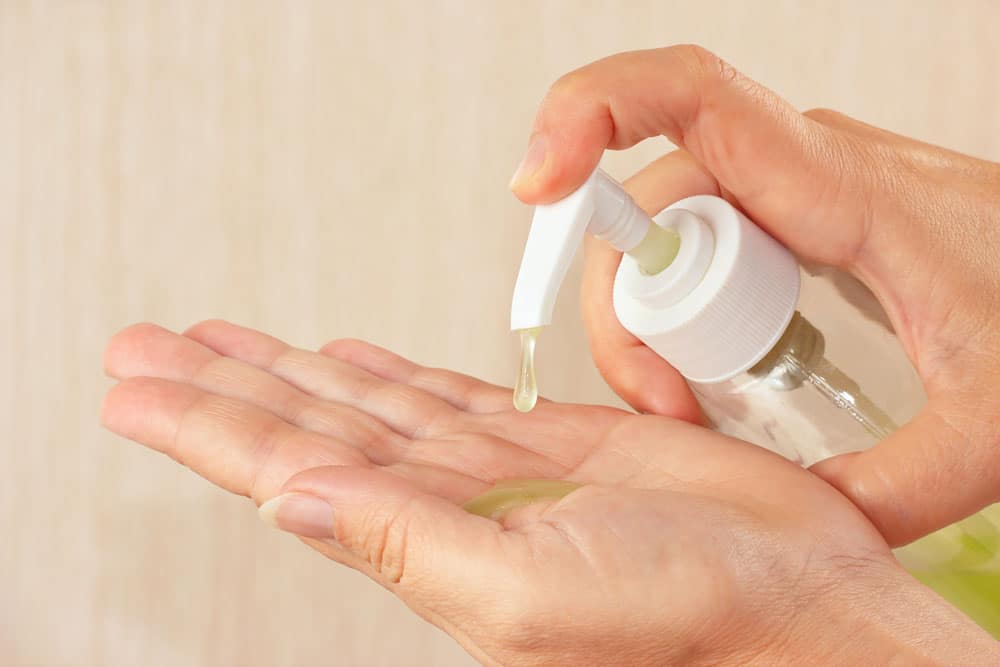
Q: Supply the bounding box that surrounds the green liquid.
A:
[513,327,541,412]
[913,571,1000,638]
[627,222,681,275]
[897,508,1000,638]
[463,479,581,519]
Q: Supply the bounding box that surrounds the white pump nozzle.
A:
[510,169,651,331]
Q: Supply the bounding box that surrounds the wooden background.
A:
[3,1,999,665]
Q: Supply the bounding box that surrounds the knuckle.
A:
[247,419,288,501]
[417,402,460,439]
[114,321,162,343]
[803,130,884,265]
[370,381,413,407]
[183,318,228,338]
[358,507,412,584]
[408,365,441,390]
[672,44,735,83]
[319,337,362,358]
[546,67,592,104]
[104,322,161,372]
[803,107,853,128]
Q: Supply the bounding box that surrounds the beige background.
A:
[3,1,999,665]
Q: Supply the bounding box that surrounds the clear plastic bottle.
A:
[693,265,922,467]
[508,168,1000,636]
[694,265,1000,636]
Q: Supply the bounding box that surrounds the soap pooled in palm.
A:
[463,479,582,519]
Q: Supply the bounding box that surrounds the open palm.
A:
[102,320,899,666]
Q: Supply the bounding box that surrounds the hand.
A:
[509,45,1000,546]
[101,321,997,666]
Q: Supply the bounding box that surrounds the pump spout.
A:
[510,180,594,330]
[510,168,653,331]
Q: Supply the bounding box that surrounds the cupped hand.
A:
[509,45,1000,546]
[101,321,995,666]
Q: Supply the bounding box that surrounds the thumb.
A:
[510,45,872,268]
[258,466,506,597]
[811,399,1000,546]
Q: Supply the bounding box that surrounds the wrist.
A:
[749,557,1000,666]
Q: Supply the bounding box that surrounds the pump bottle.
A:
[509,167,1000,636]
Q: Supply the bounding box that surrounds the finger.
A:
[102,375,488,504]
[185,320,462,442]
[259,466,510,611]
[318,340,600,473]
[100,377,369,501]
[186,320,569,480]
[510,45,873,268]
[581,150,716,420]
[811,399,1000,546]
[320,338,514,413]
[382,462,491,504]
[105,323,403,462]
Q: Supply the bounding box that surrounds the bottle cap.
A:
[614,196,800,384]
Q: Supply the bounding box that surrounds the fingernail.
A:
[258,492,335,539]
[509,134,549,190]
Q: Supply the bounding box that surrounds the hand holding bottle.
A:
[509,45,1000,547]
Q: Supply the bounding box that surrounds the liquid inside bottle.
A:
[629,222,681,275]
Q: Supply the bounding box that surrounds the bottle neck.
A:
[746,311,899,440]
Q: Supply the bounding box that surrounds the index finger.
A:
[508,45,866,269]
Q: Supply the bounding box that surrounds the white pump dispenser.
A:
[511,166,800,384]
[510,169,652,331]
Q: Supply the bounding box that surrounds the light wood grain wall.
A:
[2,1,998,665]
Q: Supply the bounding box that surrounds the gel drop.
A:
[513,327,541,412]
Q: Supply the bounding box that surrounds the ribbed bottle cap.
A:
[613,195,800,384]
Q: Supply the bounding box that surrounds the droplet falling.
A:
[513,327,540,412]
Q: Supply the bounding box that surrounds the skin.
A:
[100,45,1000,664]
[102,321,999,665]
[508,45,1000,548]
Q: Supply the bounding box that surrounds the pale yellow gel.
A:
[463,479,583,519]
[513,327,540,412]
[627,222,681,275]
